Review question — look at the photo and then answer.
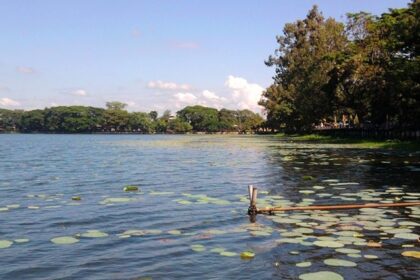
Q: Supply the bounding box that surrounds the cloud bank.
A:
[0,97,20,107]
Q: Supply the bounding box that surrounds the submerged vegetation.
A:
[277,133,420,150]
[0,103,263,134]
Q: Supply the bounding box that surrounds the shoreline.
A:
[274,133,420,151]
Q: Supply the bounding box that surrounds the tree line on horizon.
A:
[259,1,419,132]
[0,102,263,134]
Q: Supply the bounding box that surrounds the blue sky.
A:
[0,0,409,113]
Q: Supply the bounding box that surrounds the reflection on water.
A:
[0,135,419,279]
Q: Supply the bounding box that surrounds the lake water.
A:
[0,134,419,280]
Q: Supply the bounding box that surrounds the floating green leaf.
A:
[296,261,311,268]
[324,258,357,267]
[220,251,237,257]
[394,233,419,240]
[401,251,420,258]
[14,239,29,243]
[313,240,344,248]
[51,236,79,245]
[81,230,108,238]
[71,196,81,201]
[123,185,139,192]
[191,244,205,252]
[299,271,343,280]
[364,254,378,259]
[0,240,13,249]
[210,247,226,253]
[240,251,255,259]
[335,248,361,254]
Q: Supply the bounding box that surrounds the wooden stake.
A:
[251,187,258,208]
[248,185,254,202]
[248,186,258,216]
[257,201,420,214]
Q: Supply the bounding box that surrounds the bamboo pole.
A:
[257,201,420,214]
[251,187,258,208]
[248,185,254,202]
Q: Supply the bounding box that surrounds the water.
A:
[0,134,419,280]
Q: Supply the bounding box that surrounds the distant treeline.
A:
[0,102,263,134]
[260,1,419,132]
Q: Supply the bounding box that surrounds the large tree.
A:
[260,6,348,132]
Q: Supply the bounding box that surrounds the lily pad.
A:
[335,248,361,254]
[123,185,139,192]
[80,230,108,238]
[324,258,357,267]
[220,251,237,257]
[210,247,226,253]
[191,244,205,252]
[313,240,344,248]
[364,254,378,259]
[167,230,182,235]
[296,261,312,268]
[299,271,343,280]
[51,236,79,245]
[394,233,419,240]
[0,240,13,249]
[401,251,420,258]
[71,196,81,201]
[240,251,255,259]
[14,239,29,243]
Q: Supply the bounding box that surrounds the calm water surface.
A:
[0,135,419,279]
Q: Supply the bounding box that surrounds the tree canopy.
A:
[260,1,419,132]
[0,103,263,134]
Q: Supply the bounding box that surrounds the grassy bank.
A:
[275,133,420,150]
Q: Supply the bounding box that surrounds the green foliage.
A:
[105,101,127,111]
[261,1,420,132]
[0,102,263,134]
[177,105,220,132]
[128,112,154,133]
[167,118,193,133]
[149,111,158,121]
[0,109,23,131]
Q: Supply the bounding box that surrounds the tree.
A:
[20,110,45,132]
[261,6,348,132]
[105,101,127,111]
[177,105,220,132]
[128,112,154,133]
[167,118,192,133]
[149,111,158,121]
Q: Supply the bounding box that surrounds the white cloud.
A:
[71,89,87,96]
[17,66,36,74]
[0,97,20,107]
[202,90,219,100]
[147,80,192,91]
[174,92,197,103]
[225,75,264,112]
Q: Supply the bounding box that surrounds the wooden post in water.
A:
[247,185,258,218]
[248,185,254,202]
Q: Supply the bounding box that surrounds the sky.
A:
[0,0,410,114]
